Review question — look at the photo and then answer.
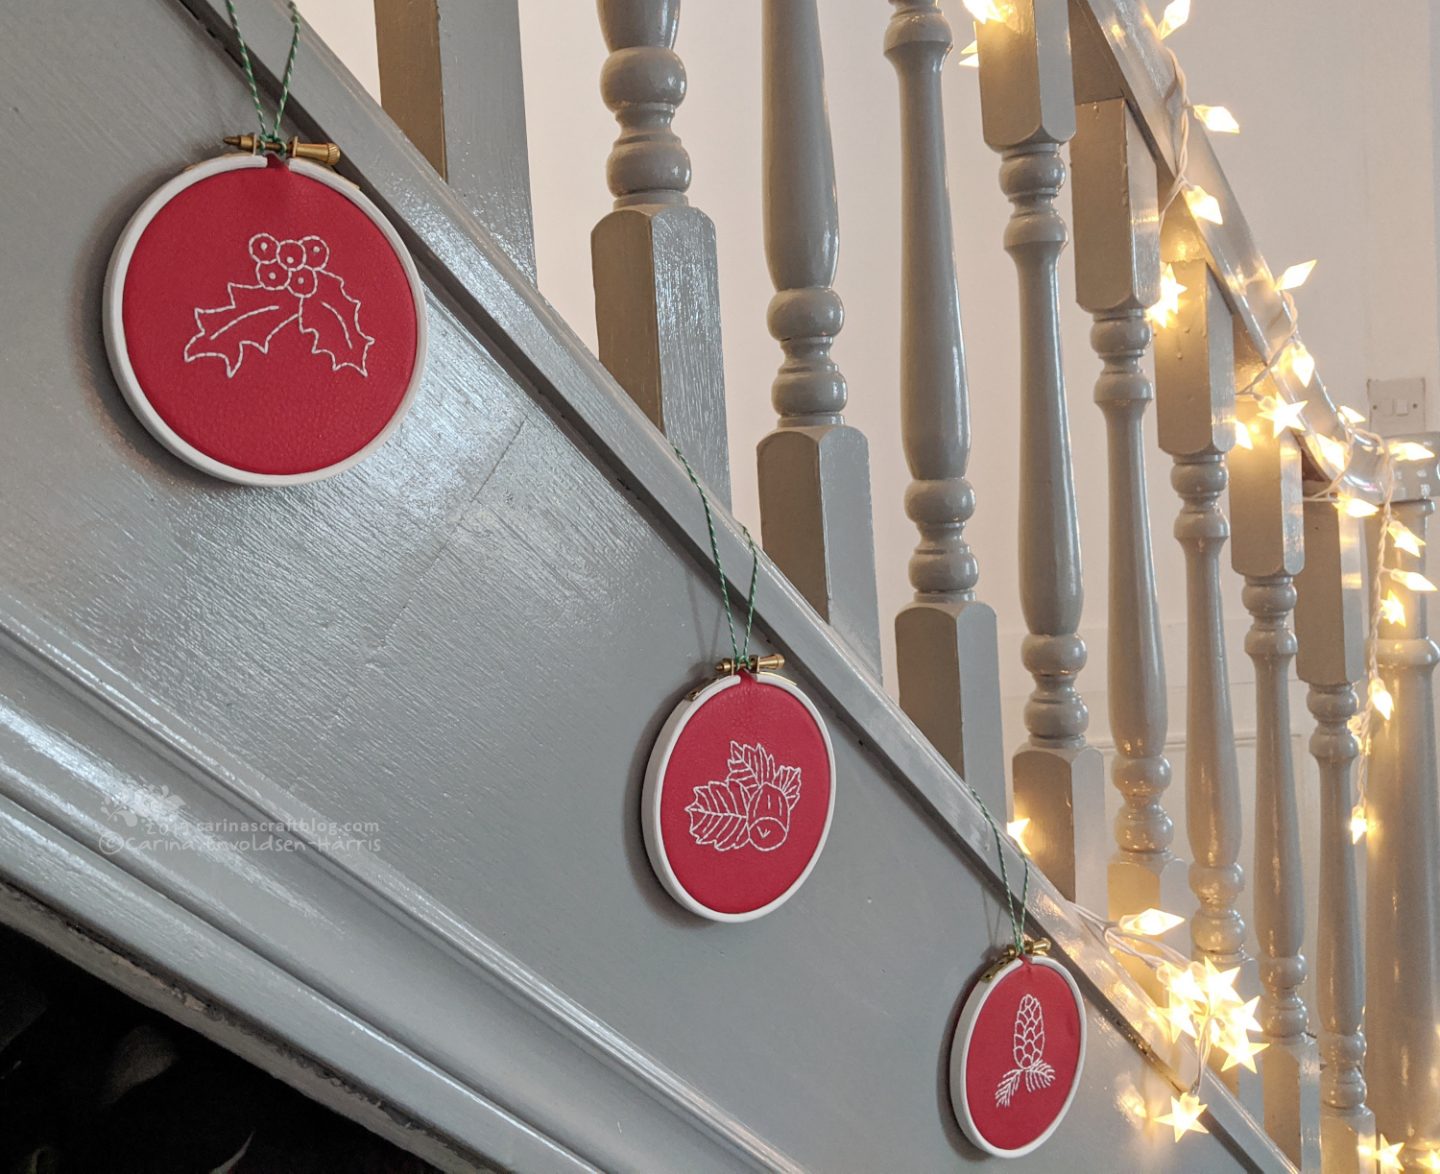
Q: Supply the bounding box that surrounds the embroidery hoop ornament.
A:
[641,451,836,923]
[101,2,427,486]
[949,941,1087,1158]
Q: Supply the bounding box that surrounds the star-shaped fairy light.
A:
[1388,519,1426,557]
[1380,592,1408,627]
[1361,1135,1405,1173]
[1351,803,1370,844]
[1255,394,1307,438]
[1156,1092,1208,1141]
[1148,263,1187,329]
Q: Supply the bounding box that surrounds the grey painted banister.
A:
[374,0,536,282]
[1364,453,1440,1169]
[1228,393,1318,1166]
[591,0,731,505]
[884,0,1004,813]
[976,0,1104,904]
[758,0,881,670]
[1294,500,1375,1173]
[1152,237,1247,972]
[1069,95,1185,930]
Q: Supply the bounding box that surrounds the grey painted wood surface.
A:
[757,0,882,672]
[590,0,731,506]
[1227,402,1317,1167]
[1069,96,1186,930]
[0,0,1290,1168]
[1294,500,1374,1172]
[976,0,1106,908]
[1364,490,1440,1167]
[1153,250,1248,972]
[885,0,1006,819]
[375,0,536,282]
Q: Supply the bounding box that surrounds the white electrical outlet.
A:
[1366,377,1428,437]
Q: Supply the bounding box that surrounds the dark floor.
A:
[0,925,438,1174]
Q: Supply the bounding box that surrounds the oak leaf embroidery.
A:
[996,992,1057,1108]
[184,233,374,377]
[686,740,802,853]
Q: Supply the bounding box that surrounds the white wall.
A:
[306,0,1440,989]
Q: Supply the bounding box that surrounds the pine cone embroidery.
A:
[686,741,802,853]
[995,993,1058,1108]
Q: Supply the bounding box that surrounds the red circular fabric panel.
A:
[656,673,832,916]
[119,158,420,476]
[959,958,1084,1154]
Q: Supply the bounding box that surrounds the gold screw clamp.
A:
[224,134,341,166]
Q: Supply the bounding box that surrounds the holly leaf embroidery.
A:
[686,780,752,851]
[185,284,301,377]
[298,269,374,375]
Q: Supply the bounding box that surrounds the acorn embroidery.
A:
[686,740,802,853]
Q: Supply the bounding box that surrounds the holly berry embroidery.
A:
[686,741,803,853]
[184,232,373,377]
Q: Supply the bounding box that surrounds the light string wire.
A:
[224,0,302,151]
[1073,905,1217,1102]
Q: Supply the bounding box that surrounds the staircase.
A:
[0,0,1436,1169]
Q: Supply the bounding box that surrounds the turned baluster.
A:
[884,0,1004,812]
[592,0,731,503]
[758,0,881,668]
[1069,96,1186,928]
[1152,243,1247,970]
[1294,498,1375,1173]
[1364,448,1440,1168]
[975,0,1104,903]
[1229,390,1319,1165]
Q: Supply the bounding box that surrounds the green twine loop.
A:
[672,445,759,674]
[975,792,1030,955]
[225,0,302,151]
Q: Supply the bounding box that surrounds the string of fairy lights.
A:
[962,0,1435,1163]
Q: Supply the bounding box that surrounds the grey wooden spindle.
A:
[375,0,536,280]
[1070,97,1186,927]
[1229,394,1318,1167]
[758,0,881,668]
[976,0,1104,904]
[1153,250,1247,970]
[1365,459,1440,1168]
[1294,499,1375,1174]
[884,0,1004,812]
[592,0,731,503]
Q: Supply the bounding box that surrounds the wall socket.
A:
[1366,376,1429,437]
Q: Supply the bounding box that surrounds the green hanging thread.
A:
[673,445,758,673]
[225,0,302,151]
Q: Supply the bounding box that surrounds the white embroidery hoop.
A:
[102,153,429,486]
[642,671,836,923]
[949,953,1086,1159]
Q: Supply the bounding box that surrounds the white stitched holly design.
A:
[184,233,373,377]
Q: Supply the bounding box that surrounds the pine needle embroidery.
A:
[996,993,1057,1108]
